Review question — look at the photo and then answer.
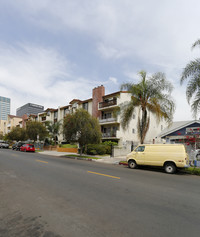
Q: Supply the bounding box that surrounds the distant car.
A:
[12,143,18,150]
[20,144,35,152]
[0,141,9,149]
[15,142,25,151]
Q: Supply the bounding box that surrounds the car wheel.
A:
[128,160,137,169]
[164,163,176,174]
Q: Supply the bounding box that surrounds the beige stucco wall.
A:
[103,92,167,146]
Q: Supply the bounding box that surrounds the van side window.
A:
[135,146,145,152]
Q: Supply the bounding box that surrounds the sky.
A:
[0,0,200,121]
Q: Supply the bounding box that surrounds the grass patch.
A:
[65,154,100,160]
[185,167,200,175]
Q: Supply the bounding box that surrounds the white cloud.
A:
[1,0,200,121]
[97,43,127,60]
[0,42,100,114]
[108,77,118,85]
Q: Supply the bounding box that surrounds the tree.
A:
[6,127,27,141]
[0,132,3,140]
[26,121,48,142]
[180,39,200,118]
[45,120,62,145]
[63,109,101,155]
[121,70,175,144]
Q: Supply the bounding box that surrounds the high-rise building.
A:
[0,96,10,120]
[16,103,44,117]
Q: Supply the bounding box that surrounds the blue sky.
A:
[0,0,200,121]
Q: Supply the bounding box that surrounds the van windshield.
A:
[135,146,145,152]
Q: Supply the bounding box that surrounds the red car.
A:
[20,144,35,152]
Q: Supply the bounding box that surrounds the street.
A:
[0,149,200,237]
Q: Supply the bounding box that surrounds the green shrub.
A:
[103,141,118,146]
[86,144,108,155]
[89,149,98,155]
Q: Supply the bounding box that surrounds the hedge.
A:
[86,144,111,155]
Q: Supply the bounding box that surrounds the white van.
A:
[126,144,189,174]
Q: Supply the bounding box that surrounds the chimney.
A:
[92,85,105,118]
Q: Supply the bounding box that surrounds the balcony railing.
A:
[99,99,117,108]
[102,132,117,138]
[99,117,117,124]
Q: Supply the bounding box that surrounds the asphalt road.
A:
[0,149,200,237]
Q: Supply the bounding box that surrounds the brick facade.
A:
[92,85,105,118]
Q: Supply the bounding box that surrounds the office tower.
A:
[16,103,44,116]
[0,96,10,120]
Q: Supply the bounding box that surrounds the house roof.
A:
[103,91,128,99]
[60,105,70,110]
[159,120,200,138]
[8,115,22,119]
[45,108,58,112]
[69,99,82,104]
[79,98,92,104]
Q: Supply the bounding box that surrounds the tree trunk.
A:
[138,109,150,144]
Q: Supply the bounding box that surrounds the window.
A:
[82,102,88,111]
[64,108,70,115]
[102,112,112,119]
[132,128,135,134]
[54,111,58,119]
[133,114,136,119]
[135,146,145,152]
[161,125,163,130]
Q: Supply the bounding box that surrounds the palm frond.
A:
[192,39,200,49]
[120,101,135,130]
[191,91,200,118]
[186,76,200,103]
[180,59,200,84]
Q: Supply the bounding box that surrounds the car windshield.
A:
[135,146,145,152]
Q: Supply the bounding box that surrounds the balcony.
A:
[99,117,118,124]
[99,99,117,109]
[102,132,117,138]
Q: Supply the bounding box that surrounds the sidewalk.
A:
[38,150,127,164]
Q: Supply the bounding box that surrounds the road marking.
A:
[87,171,120,179]
[36,160,48,164]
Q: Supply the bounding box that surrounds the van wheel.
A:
[128,160,137,169]
[164,163,176,174]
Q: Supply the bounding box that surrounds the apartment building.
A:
[35,85,166,145]
[3,115,22,135]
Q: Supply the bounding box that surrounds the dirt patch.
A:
[0,210,62,237]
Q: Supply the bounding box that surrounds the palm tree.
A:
[121,70,175,144]
[180,39,200,118]
[45,120,62,145]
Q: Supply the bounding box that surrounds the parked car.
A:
[12,143,18,150]
[126,144,189,174]
[20,144,35,152]
[0,141,9,149]
[15,142,25,151]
